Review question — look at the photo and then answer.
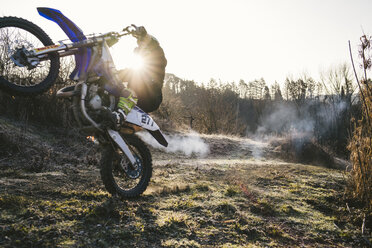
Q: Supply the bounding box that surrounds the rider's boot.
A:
[111,89,138,129]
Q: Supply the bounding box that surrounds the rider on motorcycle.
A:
[107,25,167,129]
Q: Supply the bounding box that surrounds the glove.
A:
[131,24,147,39]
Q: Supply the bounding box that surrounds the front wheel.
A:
[100,134,152,198]
[0,17,60,95]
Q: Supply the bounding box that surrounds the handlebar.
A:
[122,24,138,33]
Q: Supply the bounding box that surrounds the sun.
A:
[110,38,144,71]
[130,53,144,70]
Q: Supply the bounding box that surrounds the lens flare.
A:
[130,53,144,70]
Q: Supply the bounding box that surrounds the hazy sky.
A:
[2,0,372,85]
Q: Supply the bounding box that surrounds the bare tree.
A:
[320,63,356,97]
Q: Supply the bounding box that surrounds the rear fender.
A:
[37,7,91,80]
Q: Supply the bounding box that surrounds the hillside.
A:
[0,116,370,247]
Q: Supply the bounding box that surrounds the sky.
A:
[2,0,372,86]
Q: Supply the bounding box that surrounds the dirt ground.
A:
[0,116,371,247]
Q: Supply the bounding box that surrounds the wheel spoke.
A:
[0,23,53,88]
[113,146,143,191]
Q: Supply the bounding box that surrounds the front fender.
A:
[125,107,168,147]
[126,106,159,131]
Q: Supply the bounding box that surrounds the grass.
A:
[0,117,370,247]
[2,161,366,247]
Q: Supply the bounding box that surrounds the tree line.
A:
[156,63,359,155]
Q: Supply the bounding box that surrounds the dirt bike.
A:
[0,7,168,198]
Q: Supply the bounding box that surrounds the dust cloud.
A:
[137,131,210,157]
[255,99,348,138]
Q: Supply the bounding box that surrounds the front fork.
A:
[106,129,137,167]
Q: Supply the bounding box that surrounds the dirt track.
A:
[0,117,370,247]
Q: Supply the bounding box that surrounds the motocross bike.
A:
[0,7,168,198]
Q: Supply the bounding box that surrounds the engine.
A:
[86,83,116,114]
[87,84,102,110]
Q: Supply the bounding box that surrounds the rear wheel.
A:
[0,17,60,95]
[100,134,152,198]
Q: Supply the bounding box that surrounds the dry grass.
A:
[0,117,370,247]
[347,35,372,210]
